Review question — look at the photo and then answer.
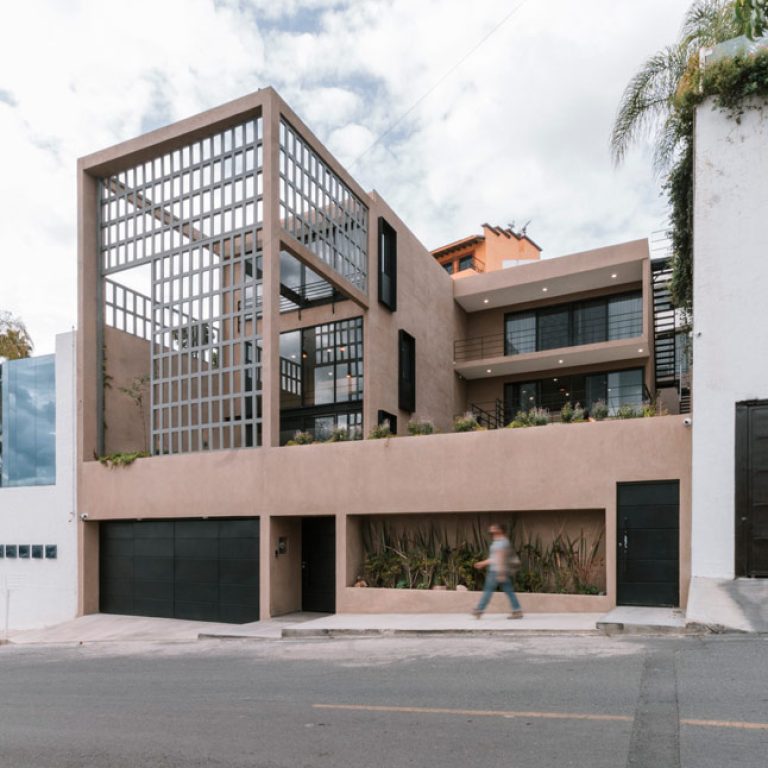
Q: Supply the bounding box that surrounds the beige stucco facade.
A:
[79,416,691,616]
[76,87,689,622]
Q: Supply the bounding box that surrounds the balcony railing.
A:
[454,310,643,363]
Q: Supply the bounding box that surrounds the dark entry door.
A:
[736,401,768,576]
[100,518,259,623]
[301,517,336,612]
[617,481,679,606]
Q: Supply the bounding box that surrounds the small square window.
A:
[32,545,43,559]
[19,545,30,559]
[6,545,17,559]
[0,546,3,559]
[45,545,58,560]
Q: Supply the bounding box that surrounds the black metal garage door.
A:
[100,519,259,623]
[617,481,679,607]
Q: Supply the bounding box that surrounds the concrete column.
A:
[260,92,282,448]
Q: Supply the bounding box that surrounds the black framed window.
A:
[442,262,454,275]
[398,330,416,413]
[378,218,397,311]
[458,255,474,271]
[504,290,642,356]
[537,305,570,351]
[504,367,644,419]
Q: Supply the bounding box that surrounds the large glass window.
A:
[537,306,570,351]
[279,318,363,443]
[504,367,644,420]
[505,312,536,355]
[504,291,642,356]
[0,356,56,487]
[398,330,416,413]
[607,369,644,411]
[608,293,643,340]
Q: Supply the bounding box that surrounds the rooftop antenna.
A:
[521,219,532,236]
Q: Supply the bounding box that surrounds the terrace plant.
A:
[286,430,314,446]
[590,400,609,421]
[407,418,435,436]
[325,426,349,442]
[368,420,393,439]
[453,412,482,432]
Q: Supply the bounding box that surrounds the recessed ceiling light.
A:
[558,359,564,364]
[542,287,548,292]
[486,368,492,374]
[638,348,644,353]
[483,298,489,304]
[611,273,618,279]
[553,378,558,382]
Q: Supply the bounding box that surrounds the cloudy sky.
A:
[0,0,693,354]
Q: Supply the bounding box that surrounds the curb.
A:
[280,627,603,638]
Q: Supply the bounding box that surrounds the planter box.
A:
[339,587,610,614]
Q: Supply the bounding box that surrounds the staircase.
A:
[652,256,677,390]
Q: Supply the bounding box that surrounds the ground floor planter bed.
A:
[339,587,610,614]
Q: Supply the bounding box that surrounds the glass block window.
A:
[98,116,264,455]
[0,355,56,487]
[279,119,368,292]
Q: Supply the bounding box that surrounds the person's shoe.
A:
[471,609,482,619]
[508,610,524,620]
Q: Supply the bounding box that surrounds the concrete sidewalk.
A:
[686,577,768,633]
[4,607,703,646]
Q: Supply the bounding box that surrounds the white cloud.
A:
[0,0,692,353]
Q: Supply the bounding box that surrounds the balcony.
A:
[454,308,648,380]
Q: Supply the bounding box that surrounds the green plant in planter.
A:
[507,410,530,428]
[642,401,657,418]
[528,407,550,426]
[560,401,575,423]
[453,412,482,432]
[615,404,642,419]
[286,430,314,445]
[98,451,149,468]
[590,400,609,421]
[407,418,435,436]
[325,426,349,442]
[368,420,393,439]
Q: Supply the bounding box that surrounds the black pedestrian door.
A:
[617,481,679,606]
[100,518,260,623]
[736,401,768,577]
[301,517,336,613]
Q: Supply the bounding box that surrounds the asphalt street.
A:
[1,633,766,767]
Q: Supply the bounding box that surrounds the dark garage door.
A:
[617,481,679,607]
[100,519,259,623]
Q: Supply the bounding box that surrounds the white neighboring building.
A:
[691,97,768,583]
[0,332,77,633]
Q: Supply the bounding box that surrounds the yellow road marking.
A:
[681,718,768,731]
[313,703,631,723]
[314,704,768,731]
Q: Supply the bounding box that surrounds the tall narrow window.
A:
[378,218,397,311]
[398,330,415,413]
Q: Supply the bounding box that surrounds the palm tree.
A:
[611,0,740,171]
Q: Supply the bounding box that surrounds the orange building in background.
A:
[432,223,542,278]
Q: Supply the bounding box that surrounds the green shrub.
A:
[368,421,393,439]
[98,451,149,468]
[507,410,530,428]
[572,403,586,422]
[615,404,642,419]
[560,401,574,423]
[590,400,609,421]
[408,418,435,436]
[528,407,550,426]
[325,426,349,442]
[286,430,314,445]
[453,412,482,432]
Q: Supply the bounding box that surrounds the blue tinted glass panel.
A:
[0,355,56,487]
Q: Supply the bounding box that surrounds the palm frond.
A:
[610,45,687,165]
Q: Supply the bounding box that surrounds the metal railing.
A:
[454,310,643,362]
